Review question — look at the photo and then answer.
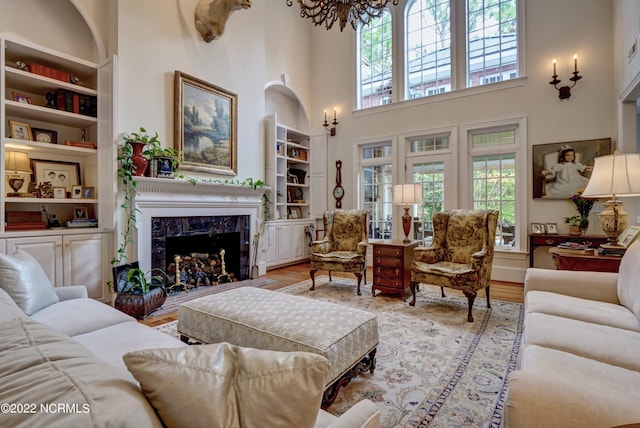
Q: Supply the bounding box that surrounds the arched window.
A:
[358,9,393,109]
[406,0,452,99]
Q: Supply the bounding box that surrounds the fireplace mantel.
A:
[133,177,268,273]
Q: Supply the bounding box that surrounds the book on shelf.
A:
[65,140,97,149]
[598,246,626,256]
[66,219,98,228]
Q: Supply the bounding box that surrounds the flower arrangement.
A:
[564,188,596,232]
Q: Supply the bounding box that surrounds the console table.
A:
[529,234,609,267]
[549,247,622,273]
[372,240,419,299]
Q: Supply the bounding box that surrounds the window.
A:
[466,0,518,87]
[357,0,521,108]
[466,124,523,249]
[358,9,393,109]
[360,142,394,239]
[406,0,451,98]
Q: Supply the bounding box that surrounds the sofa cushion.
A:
[617,240,640,320]
[73,321,185,382]
[526,290,640,332]
[0,250,59,315]
[0,316,161,428]
[0,288,25,319]
[505,345,640,428]
[523,312,640,371]
[30,297,134,336]
[124,342,330,428]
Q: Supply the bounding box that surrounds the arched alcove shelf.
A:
[265,81,310,134]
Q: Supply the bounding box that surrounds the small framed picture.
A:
[531,223,545,234]
[53,187,66,199]
[82,186,95,199]
[618,225,640,248]
[8,120,32,141]
[74,207,88,220]
[545,223,558,234]
[31,127,58,144]
[12,92,32,104]
[71,185,83,199]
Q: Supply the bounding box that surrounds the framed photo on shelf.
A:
[531,223,545,234]
[12,92,32,104]
[82,186,96,199]
[289,207,302,219]
[30,159,80,193]
[74,207,88,220]
[8,120,32,141]
[618,225,640,248]
[71,185,83,199]
[545,223,558,234]
[53,187,66,199]
[174,71,237,176]
[31,127,58,144]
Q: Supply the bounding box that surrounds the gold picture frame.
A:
[8,120,32,141]
[174,71,237,176]
[618,225,640,248]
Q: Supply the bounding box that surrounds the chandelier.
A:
[286,0,399,31]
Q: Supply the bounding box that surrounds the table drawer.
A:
[374,246,403,257]
[375,266,402,277]
[374,256,403,267]
[374,276,405,288]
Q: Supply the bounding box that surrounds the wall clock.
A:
[333,160,344,208]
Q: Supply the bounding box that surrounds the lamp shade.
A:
[4,151,32,174]
[393,183,423,205]
[581,153,640,198]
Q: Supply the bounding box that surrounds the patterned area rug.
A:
[151,277,278,317]
[155,276,523,428]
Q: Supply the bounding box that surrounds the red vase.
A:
[131,142,149,176]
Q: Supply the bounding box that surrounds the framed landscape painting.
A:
[174,71,237,175]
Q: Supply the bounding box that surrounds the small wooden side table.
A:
[549,247,622,273]
[372,240,419,299]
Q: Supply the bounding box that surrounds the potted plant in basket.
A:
[112,262,167,319]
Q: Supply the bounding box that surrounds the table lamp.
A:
[581,153,640,247]
[393,183,423,243]
[5,151,32,196]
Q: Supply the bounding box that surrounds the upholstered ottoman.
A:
[177,287,379,408]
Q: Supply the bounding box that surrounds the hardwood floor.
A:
[139,262,524,327]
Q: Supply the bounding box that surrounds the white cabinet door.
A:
[6,236,64,287]
[277,224,293,265]
[264,224,278,267]
[292,223,308,260]
[62,233,109,301]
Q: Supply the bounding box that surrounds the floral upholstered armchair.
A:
[409,209,498,322]
[310,210,369,295]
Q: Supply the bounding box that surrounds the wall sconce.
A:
[323,108,338,137]
[5,151,32,196]
[550,55,582,100]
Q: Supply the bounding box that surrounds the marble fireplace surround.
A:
[133,177,266,275]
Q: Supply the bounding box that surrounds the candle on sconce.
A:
[333,107,337,121]
[552,59,557,75]
[574,54,578,72]
[324,110,327,122]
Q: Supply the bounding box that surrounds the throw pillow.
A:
[0,250,59,315]
[124,342,330,428]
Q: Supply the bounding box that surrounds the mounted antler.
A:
[194,0,252,42]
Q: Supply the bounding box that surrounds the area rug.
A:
[155,276,523,428]
[151,277,278,317]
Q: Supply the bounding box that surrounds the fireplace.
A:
[133,177,267,279]
[151,215,249,288]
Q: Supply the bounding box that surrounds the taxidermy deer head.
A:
[195,0,252,42]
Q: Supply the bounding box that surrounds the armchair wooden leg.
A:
[485,286,491,308]
[354,273,362,295]
[329,271,332,281]
[440,287,445,298]
[409,281,418,306]
[310,269,317,290]
[463,291,476,322]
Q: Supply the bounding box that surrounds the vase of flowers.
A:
[569,189,595,235]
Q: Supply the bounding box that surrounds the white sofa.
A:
[0,250,380,428]
[504,241,640,428]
